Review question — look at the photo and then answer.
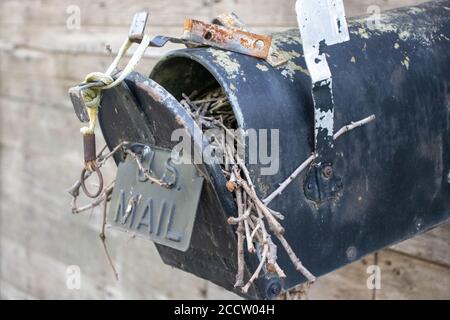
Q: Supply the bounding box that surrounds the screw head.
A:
[322,166,333,179]
[346,246,357,261]
[265,279,282,299]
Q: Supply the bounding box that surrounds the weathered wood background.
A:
[0,0,448,299]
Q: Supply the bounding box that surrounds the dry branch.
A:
[263,114,376,205]
[100,187,119,280]
[234,187,245,288]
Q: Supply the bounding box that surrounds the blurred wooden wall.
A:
[0,0,448,299]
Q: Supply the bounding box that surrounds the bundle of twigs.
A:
[180,87,375,296]
[180,87,316,294]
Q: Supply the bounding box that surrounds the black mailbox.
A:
[72,1,450,299]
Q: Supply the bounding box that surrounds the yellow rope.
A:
[79,34,151,135]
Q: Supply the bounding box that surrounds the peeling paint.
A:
[399,30,411,41]
[288,50,301,58]
[408,7,425,15]
[350,56,356,63]
[357,27,370,39]
[267,30,304,66]
[351,7,440,47]
[226,91,244,128]
[256,63,269,72]
[440,33,450,41]
[394,43,400,49]
[272,29,303,47]
[315,109,334,137]
[279,60,309,82]
[208,49,241,79]
[139,81,166,103]
[402,56,411,70]
[362,42,367,52]
[175,115,185,126]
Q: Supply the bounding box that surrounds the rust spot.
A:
[175,115,185,126]
[186,19,272,59]
[240,37,251,49]
[220,15,239,28]
[226,181,237,192]
[184,19,193,32]
[137,82,164,103]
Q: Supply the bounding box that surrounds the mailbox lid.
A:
[98,73,259,298]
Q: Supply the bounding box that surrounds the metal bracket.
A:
[128,11,149,43]
[296,0,349,204]
[304,163,343,204]
[128,11,276,62]
[211,12,288,67]
[296,0,349,166]
[68,81,105,123]
[182,19,272,59]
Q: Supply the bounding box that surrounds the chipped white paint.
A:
[351,6,438,47]
[280,61,309,82]
[357,27,370,39]
[399,30,411,41]
[394,43,400,49]
[315,109,334,137]
[208,49,241,79]
[408,7,425,15]
[313,79,335,139]
[439,34,450,41]
[296,0,350,83]
[256,63,269,72]
[402,56,411,70]
[227,91,244,128]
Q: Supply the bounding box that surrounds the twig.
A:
[266,236,286,278]
[276,233,315,282]
[239,179,285,235]
[97,142,126,165]
[250,223,261,240]
[263,155,315,205]
[234,188,245,288]
[263,114,376,205]
[333,115,376,140]
[247,217,264,244]
[72,192,107,214]
[227,202,252,225]
[125,149,170,188]
[100,187,119,281]
[236,156,255,192]
[242,244,269,293]
[244,219,255,253]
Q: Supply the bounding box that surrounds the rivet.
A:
[346,246,357,261]
[322,166,333,179]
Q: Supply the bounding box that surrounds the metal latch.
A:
[296,0,350,203]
